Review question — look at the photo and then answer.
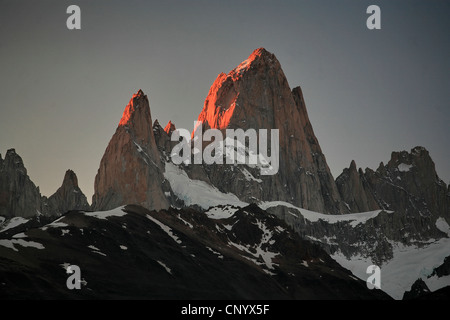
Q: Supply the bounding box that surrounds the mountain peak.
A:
[350,160,357,171]
[195,48,344,214]
[230,47,279,79]
[93,88,169,212]
[62,169,78,188]
[4,148,25,171]
[164,121,176,135]
[6,148,16,155]
[118,89,147,127]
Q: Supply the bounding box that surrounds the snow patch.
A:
[398,163,413,172]
[42,216,69,230]
[0,239,45,252]
[206,246,224,259]
[12,232,27,239]
[146,214,182,245]
[88,245,107,256]
[425,274,450,292]
[260,201,389,227]
[205,205,240,220]
[156,260,172,274]
[84,207,127,220]
[435,217,450,236]
[119,245,128,250]
[240,168,262,183]
[332,237,450,299]
[227,219,279,272]
[177,214,193,228]
[0,217,29,233]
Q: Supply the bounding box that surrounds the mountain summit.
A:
[92,90,169,211]
[194,48,346,214]
[42,170,90,215]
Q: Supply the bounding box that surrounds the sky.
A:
[1,0,449,202]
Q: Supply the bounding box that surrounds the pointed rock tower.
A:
[0,149,42,218]
[194,48,345,214]
[335,160,380,212]
[43,169,90,215]
[92,90,169,211]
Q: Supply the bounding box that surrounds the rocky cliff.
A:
[92,90,169,211]
[192,48,346,214]
[0,149,42,218]
[42,170,90,215]
[336,146,450,239]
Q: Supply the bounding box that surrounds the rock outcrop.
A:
[0,149,42,218]
[265,146,450,279]
[42,170,90,215]
[193,48,346,214]
[336,146,449,224]
[336,160,380,213]
[164,120,176,135]
[92,90,169,211]
[403,279,431,300]
[153,119,176,158]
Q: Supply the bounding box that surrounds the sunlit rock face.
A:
[193,48,346,214]
[92,90,169,211]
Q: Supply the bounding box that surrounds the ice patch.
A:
[425,274,450,292]
[164,162,247,209]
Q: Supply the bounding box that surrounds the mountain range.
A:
[1,48,449,300]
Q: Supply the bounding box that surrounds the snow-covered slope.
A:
[332,237,450,299]
[0,204,389,299]
[261,201,450,299]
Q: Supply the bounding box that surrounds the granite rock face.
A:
[270,146,450,266]
[336,147,450,239]
[92,90,169,211]
[336,160,380,213]
[42,170,90,215]
[0,149,42,218]
[192,48,346,214]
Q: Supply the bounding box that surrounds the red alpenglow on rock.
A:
[119,89,144,126]
[194,47,346,214]
[92,89,169,211]
[164,121,176,135]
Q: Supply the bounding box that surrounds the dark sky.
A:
[1,0,449,202]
